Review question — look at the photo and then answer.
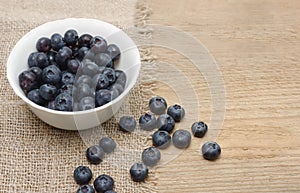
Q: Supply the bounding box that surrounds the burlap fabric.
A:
[0,1,157,192]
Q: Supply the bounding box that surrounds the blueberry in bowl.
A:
[7,18,141,130]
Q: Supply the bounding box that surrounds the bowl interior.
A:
[7,18,141,115]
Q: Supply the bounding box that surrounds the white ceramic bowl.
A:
[7,18,141,130]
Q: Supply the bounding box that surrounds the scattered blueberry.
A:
[54,93,73,111]
[77,184,95,193]
[35,52,49,69]
[86,145,105,164]
[118,116,136,132]
[28,52,38,67]
[142,147,161,167]
[149,96,167,115]
[172,129,191,149]
[152,130,171,149]
[130,163,148,182]
[139,112,157,131]
[191,121,208,138]
[99,137,116,153]
[73,166,93,185]
[58,84,74,95]
[36,37,51,52]
[201,141,221,161]
[167,104,185,122]
[93,174,114,193]
[157,114,175,133]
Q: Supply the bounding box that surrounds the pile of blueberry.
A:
[18,29,126,111]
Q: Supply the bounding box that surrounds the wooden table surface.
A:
[142,0,300,192]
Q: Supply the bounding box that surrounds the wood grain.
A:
[143,0,300,192]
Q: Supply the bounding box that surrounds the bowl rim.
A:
[6,18,141,116]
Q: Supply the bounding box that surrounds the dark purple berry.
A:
[139,113,157,131]
[93,174,114,193]
[202,142,221,161]
[152,130,171,149]
[115,70,126,88]
[39,84,57,101]
[61,71,75,85]
[36,37,51,52]
[167,104,185,122]
[73,166,93,185]
[81,60,99,77]
[77,185,95,193]
[86,145,104,164]
[94,53,113,68]
[47,100,55,110]
[67,59,80,74]
[50,33,64,51]
[28,52,38,67]
[36,52,49,69]
[106,44,120,61]
[47,51,57,66]
[93,74,109,90]
[64,29,78,47]
[19,70,40,92]
[109,83,124,95]
[95,89,112,107]
[54,93,73,111]
[55,46,72,70]
[28,67,42,81]
[78,34,93,48]
[42,65,62,85]
[90,36,107,53]
[191,121,208,138]
[77,47,90,60]
[130,163,148,182]
[27,89,46,106]
[58,84,73,95]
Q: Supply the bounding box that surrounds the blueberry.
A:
[39,84,58,101]
[75,75,93,86]
[47,51,57,66]
[78,96,95,111]
[77,47,90,60]
[90,36,107,53]
[27,89,46,106]
[167,104,185,122]
[86,145,105,164]
[50,33,64,51]
[78,34,93,48]
[36,37,51,52]
[99,137,116,153]
[95,89,112,107]
[28,52,38,67]
[67,59,80,74]
[94,53,113,68]
[36,52,49,69]
[201,141,221,161]
[110,88,119,100]
[130,163,148,182]
[55,46,72,70]
[172,130,191,149]
[118,116,136,132]
[61,71,75,85]
[191,121,208,138]
[94,174,114,193]
[139,113,157,131]
[54,93,73,111]
[149,96,167,115]
[73,166,93,185]
[106,44,120,61]
[152,130,171,149]
[81,60,99,77]
[108,83,124,95]
[64,29,78,47]
[157,114,175,133]
[28,67,42,81]
[58,84,74,95]
[102,68,116,85]
[76,83,93,100]
[47,100,55,110]
[142,147,161,167]
[77,185,95,193]
[93,74,109,90]
[42,65,62,85]
[19,70,40,92]
[114,70,126,88]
